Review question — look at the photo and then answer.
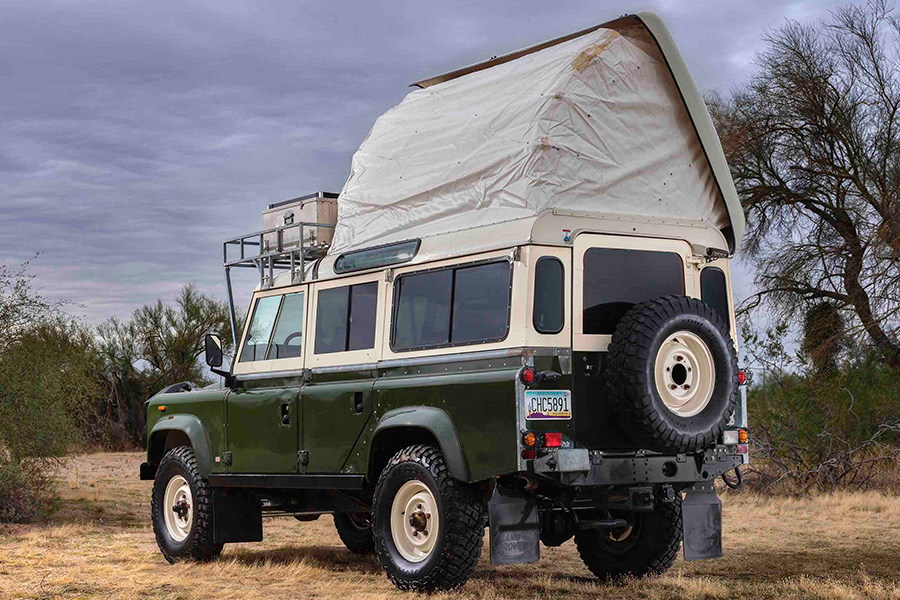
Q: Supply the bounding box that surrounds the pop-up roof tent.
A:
[329,12,744,257]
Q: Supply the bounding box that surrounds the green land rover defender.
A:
[141,12,750,592]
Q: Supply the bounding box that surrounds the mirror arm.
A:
[211,368,235,388]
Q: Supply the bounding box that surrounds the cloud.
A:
[0,0,844,324]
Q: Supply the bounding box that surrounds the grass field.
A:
[1,452,898,599]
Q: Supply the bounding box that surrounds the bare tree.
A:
[710,0,900,369]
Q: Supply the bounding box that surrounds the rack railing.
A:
[221,220,336,348]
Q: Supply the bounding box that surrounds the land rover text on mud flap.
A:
[141,12,750,592]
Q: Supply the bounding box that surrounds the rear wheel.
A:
[334,512,375,553]
[575,497,682,580]
[151,446,223,563]
[372,445,484,592]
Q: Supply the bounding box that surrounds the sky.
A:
[0,0,848,325]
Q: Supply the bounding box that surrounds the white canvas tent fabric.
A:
[329,22,730,254]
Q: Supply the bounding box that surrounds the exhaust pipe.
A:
[516,476,539,491]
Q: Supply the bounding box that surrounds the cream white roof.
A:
[327,12,744,261]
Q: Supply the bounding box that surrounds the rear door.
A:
[571,234,694,448]
[301,274,383,473]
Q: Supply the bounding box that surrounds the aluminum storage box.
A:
[262,192,338,253]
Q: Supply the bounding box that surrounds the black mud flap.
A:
[487,484,540,565]
[213,488,263,544]
[681,482,722,560]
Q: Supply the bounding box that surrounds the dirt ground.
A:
[1,452,898,600]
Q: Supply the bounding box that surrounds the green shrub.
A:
[741,322,900,493]
[0,260,97,522]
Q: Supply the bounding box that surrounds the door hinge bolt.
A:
[298,450,309,466]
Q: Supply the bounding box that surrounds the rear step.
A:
[577,519,628,530]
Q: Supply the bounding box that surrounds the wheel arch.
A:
[147,414,214,478]
[370,407,469,483]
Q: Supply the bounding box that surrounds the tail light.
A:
[543,432,563,448]
[738,370,746,385]
[520,366,536,385]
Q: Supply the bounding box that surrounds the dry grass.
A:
[1,452,898,599]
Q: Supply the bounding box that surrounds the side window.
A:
[266,292,305,359]
[239,295,282,362]
[583,248,683,335]
[315,282,378,354]
[533,256,564,334]
[701,267,730,325]
[392,260,510,351]
[452,261,509,343]
[348,282,378,350]
[393,270,452,349]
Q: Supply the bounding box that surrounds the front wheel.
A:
[575,496,682,580]
[151,446,223,563]
[372,445,485,592]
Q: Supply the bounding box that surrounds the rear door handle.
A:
[353,392,365,414]
[281,403,291,426]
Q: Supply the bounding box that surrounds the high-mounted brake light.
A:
[520,366,536,386]
[738,370,746,385]
[543,432,563,448]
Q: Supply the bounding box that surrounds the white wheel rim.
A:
[163,475,193,542]
[390,480,439,563]
[655,331,716,417]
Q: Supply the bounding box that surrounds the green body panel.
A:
[302,370,375,473]
[226,385,300,473]
[372,406,469,480]
[372,359,520,483]
[146,388,228,475]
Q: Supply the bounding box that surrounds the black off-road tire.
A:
[372,445,484,592]
[334,512,376,553]
[575,496,682,580]
[151,446,223,563]
[606,295,738,453]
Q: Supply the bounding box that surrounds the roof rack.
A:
[221,219,335,348]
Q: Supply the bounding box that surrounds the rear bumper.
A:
[528,448,743,486]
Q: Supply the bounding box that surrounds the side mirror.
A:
[204,333,223,368]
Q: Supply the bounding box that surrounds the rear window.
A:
[701,267,730,325]
[315,282,379,354]
[392,260,511,351]
[533,257,564,334]
[582,248,684,335]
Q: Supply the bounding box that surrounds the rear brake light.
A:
[543,432,562,448]
[521,449,536,460]
[738,370,746,385]
[520,366,536,385]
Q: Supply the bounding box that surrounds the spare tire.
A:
[606,295,738,453]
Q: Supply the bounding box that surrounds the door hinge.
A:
[385,268,394,283]
[298,450,309,466]
[220,451,233,466]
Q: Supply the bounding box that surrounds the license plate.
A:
[524,390,572,420]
